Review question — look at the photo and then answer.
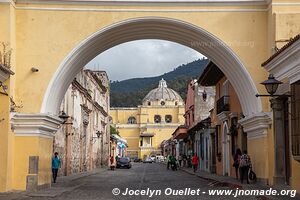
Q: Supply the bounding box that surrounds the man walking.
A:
[178,154,183,168]
[52,152,61,183]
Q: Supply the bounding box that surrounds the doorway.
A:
[223,122,230,176]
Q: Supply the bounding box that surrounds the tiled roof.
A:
[262,34,300,67]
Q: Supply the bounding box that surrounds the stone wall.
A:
[53,69,110,176]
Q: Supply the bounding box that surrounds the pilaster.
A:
[11,113,62,191]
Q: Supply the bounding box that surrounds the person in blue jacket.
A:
[52,152,61,183]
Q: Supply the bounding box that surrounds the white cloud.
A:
[86,39,204,81]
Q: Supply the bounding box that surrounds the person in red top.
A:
[110,156,115,171]
[192,153,199,172]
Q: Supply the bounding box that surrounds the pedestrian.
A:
[191,153,199,173]
[233,148,242,180]
[110,156,115,170]
[167,155,171,170]
[178,154,183,167]
[170,155,177,171]
[52,152,61,183]
[182,154,187,167]
[239,150,251,184]
[187,155,192,168]
[115,154,120,163]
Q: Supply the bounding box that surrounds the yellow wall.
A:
[13,136,53,190]
[5,3,271,114]
[0,3,16,192]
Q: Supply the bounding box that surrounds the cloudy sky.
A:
[86,39,205,81]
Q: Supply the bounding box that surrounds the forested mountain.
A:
[110,58,209,107]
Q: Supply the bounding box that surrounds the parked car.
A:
[133,157,142,162]
[116,157,132,169]
[156,155,164,162]
[143,158,153,163]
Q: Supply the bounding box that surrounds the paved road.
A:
[8,163,260,200]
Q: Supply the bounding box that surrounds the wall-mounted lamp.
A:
[90,130,103,142]
[58,111,69,124]
[0,82,8,96]
[95,130,102,138]
[256,74,291,98]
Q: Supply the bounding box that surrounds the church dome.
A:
[142,79,183,105]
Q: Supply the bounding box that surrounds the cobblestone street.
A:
[0,163,264,200]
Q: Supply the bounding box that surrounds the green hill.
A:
[110,58,208,107]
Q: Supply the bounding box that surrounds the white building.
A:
[54,69,110,176]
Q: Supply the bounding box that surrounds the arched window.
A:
[148,101,151,106]
[165,115,172,123]
[154,115,161,123]
[175,101,178,106]
[128,116,136,124]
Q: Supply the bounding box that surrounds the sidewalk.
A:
[179,166,300,200]
[0,168,107,200]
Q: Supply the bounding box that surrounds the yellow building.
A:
[0,0,300,193]
[110,79,185,159]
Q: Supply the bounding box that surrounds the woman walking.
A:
[239,150,251,184]
[233,148,242,180]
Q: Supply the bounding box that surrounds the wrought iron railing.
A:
[216,95,230,114]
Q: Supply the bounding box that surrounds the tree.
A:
[110,125,119,135]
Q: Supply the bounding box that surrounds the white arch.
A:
[41,17,262,116]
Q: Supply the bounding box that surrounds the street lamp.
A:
[91,130,102,141]
[96,130,102,138]
[256,74,291,97]
[59,111,69,124]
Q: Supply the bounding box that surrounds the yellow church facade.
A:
[110,79,185,159]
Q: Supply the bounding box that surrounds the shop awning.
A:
[140,133,154,137]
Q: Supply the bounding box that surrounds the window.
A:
[128,116,136,124]
[175,101,178,106]
[291,82,300,158]
[165,115,172,123]
[222,80,229,96]
[148,101,151,106]
[161,101,165,106]
[154,115,161,123]
[94,112,98,127]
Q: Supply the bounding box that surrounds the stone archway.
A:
[11,17,272,191]
[41,17,262,118]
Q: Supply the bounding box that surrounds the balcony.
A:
[216,96,230,114]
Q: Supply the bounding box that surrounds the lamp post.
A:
[58,111,71,175]
[256,74,291,97]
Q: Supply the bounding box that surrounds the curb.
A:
[179,168,272,200]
